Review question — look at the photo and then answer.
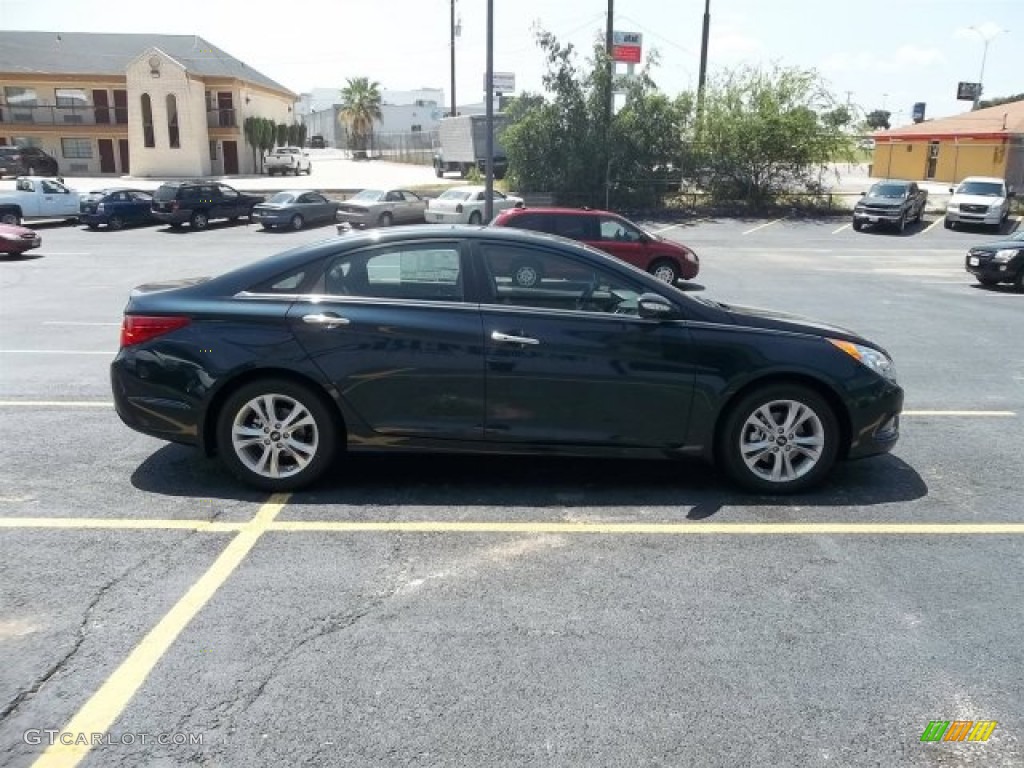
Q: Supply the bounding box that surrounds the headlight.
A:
[828,338,897,382]
[0,232,21,242]
[989,203,1003,212]
[946,204,959,212]
[97,203,105,212]
[994,249,1018,263]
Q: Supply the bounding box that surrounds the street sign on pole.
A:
[484,71,515,94]
[956,82,981,101]
[611,30,642,63]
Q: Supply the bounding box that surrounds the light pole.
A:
[449,0,461,118]
[968,25,1008,110]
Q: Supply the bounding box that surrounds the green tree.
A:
[695,65,855,204]
[287,123,301,146]
[257,118,276,171]
[978,93,1024,110]
[243,116,260,171]
[865,109,891,130]
[276,123,289,147]
[339,77,383,158]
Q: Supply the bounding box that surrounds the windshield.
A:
[869,183,908,198]
[956,181,1004,197]
[351,190,383,202]
[439,189,473,201]
[272,148,299,155]
[268,193,296,204]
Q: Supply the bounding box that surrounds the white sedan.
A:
[425,186,524,225]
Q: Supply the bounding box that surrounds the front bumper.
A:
[853,210,904,225]
[965,254,1016,282]
[946,209,1002,225]
[845,380,904,460]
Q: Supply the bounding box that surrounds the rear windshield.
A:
[153,186,182,201]
[351,190,383,201]
[268,192,296,204]
[438,189,473,201]
[272,148,299,155]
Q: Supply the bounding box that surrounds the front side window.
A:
[40,179,69,194]
[218,185,239,199]
[599,216,643,243]
[479,242,642,315]
[60,138,92,159]
[323,244,463,301]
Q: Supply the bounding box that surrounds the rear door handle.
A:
[302,313,350,329]
[491,331,539,345]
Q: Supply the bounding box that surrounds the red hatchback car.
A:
[0,222,41,256]
[491,206,699,285]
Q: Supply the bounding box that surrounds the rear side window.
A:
[553,214,599,240]
[506,213,552,233]
[323,244,463,301]
[153,185,180,201]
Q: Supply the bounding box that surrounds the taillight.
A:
[120,315,190,347]
[171,201,180,211]
[456,203,463,214]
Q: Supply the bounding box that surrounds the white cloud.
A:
[823,45,944,75]
[954,22,1008,41]
[710,26,764,60]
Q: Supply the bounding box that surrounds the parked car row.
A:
[853,175,1014,235]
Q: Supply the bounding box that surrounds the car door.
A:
[591,214,649,268]
[398,191,426,223]
[287,239,485,440]
[473,239,697,447]
[129,191,154,223]
[295,192,326,223]
[216,184,244,219]
[39,179,76,217]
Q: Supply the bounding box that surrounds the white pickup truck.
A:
[265,147,312,176]
[0,176,82,225]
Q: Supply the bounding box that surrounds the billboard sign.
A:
[912,102,926,123]
[485,72,516,94]
[612,31,642,63]
[956,82,981,101]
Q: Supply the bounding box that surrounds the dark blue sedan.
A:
[80,188,157,230]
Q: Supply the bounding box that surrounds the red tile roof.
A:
[876,99,1024,141]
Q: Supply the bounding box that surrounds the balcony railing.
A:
[207,109,236,128]
[0,104,129,126]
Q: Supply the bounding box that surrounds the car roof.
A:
[499,206,615,217]
[958,176,1005,184]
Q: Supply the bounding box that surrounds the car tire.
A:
[897,213,906,234]
[944,218,954,230]
[306,164,313,175]
[190,211,209,230]
[294,166,301,176]
[261,223,274,231]
[216,378,338,492]
[468,211,482,225]
[852,220,863,232]
[108,215,125,231]
[290,214,304,231]
[435,166,444,179]
[86,223,99,230]
[718,383,839,494]
[378,212,393,227]
[1,212,22,226]
[26,165,36,176]
[976,276,1000,287]
[648,259,680,284]
[511,260,543,288]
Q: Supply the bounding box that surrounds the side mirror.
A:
[637,292,678,320]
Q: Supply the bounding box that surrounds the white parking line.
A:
[41,321,120,327]
[832,223,850,234]
[903,410,1016,417]
[742,217,786,235]
[651,223,683,234]
[923,217,946,234]
[0,350,112,355]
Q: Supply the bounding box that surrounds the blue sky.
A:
[1,0,1019,124]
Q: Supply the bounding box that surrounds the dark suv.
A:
[965,229,1024,292]
[151,181,264,230]
[0,146,60,178]
[491,206,699,285]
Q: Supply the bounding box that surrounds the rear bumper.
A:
[152,210,191,225]
[111,356,201,446]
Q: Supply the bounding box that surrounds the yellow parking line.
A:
[924,217,945,233]
[266,521,1024,535]
[742,217,785,235]
[0,517,243,532]
[0,401,113,408]
[30,494,289,768]
[832,223,850,234]
[903,410,1016,417]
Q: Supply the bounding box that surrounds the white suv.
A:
[945,176,1012,231]
[265,147,312,176]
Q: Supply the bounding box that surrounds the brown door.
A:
[98,139,116,173]
[223,141,239,175]
[118,139,130,174]
[113,89,128,124]
[93,90,110,124]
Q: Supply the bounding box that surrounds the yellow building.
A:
[872,100,1024,190]
[0,31,296,177]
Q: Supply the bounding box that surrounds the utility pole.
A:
[449,0,457,118]
[696,0,711,120]
[605,0,614,209]
[484,0,494,222]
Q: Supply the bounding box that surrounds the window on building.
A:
[11,136,43,149]
[141,94,155,148]
[55,89,88,108]
[209,140,218,161]
[411,124,423,132]
[60,138,93,159]
[4,87,38,107]
[166,94,180,148]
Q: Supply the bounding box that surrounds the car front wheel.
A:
[649,259,680,284]
[216,379,338,491]
[719,384,839,494]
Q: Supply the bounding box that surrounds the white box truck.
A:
[433,114,510,180]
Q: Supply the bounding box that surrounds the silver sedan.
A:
[335,189,428,229]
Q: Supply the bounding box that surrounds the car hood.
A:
[860,194,905,206]
[951,193,1005,206]
[723,303,871,345]
[969,237,1024,253]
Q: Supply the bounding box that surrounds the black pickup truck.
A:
[852,180,928,233]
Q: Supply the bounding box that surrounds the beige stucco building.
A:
[0,31,296,177]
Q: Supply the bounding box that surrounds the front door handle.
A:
[491,331,539,345]
[302,313,350,329]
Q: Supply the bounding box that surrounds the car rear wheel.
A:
[649,259,680,284]
[216,379,338,492]
[108,215,125,231]
[719,384,839,494]
[190,211,209,230]
[306,164,313,175]
[290,214,304,231]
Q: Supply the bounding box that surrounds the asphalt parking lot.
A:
[1,214,1022,767]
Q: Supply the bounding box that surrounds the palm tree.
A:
[339,77,383,158]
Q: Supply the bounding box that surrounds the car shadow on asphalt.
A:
[155,220,256,234]
[0,251,44,262]
[130,446,927,517]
